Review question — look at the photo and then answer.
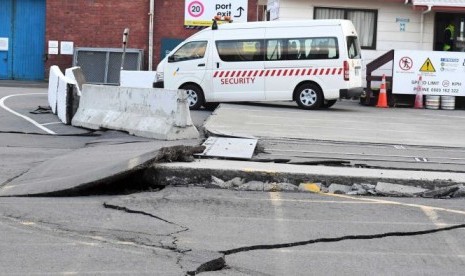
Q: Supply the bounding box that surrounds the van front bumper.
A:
[153,81,164,88]
[339,87,363,99]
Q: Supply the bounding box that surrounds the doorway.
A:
[0,0,46,80]
[434,12,465,52]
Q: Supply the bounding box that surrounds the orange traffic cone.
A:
[414,75,424,109]
[376,74,388,108]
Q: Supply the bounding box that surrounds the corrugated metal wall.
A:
[0,0,46,80]
[0,0,13,79]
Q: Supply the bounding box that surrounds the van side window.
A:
[170,41,207,62]
[216,40,264,62]
[347,36,361,59]
[305,37,339,60]
[266,40,283,61]
[267,37,338,61]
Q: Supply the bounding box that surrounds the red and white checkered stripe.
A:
[213,68,343,78]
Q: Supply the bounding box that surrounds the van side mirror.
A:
[168,55,175,63]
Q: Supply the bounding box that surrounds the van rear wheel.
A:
[295,83,323,110]
[181,84,205,110]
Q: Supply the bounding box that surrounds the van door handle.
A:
[216,62,220,69]
[198,63,205,67]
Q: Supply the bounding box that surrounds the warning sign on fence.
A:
[393,50,465,96]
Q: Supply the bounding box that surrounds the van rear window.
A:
[347,36,361,59]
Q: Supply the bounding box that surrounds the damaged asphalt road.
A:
[2,88,465,274]
[1,186,465,274]
[1,186,465,275]
[103,187,465,275]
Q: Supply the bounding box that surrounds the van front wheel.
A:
[181,84,205,110]
[295,83,323,110]
[322,99,337,109]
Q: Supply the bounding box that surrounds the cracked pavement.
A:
[105,187,465,275]
[2,86,465,274]
[1,186,465,274]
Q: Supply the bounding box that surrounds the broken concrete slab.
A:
[264,182,299,192]
[207,176,233,189]
[347,186,367,196]
[0,140,200,197]
[238,181,264,191]
[328,184,352,194]
[152,159,465,191]
[421,186,460,198]
[452,185,465,198]
[227,177,245,187]
[195,137,258,159]
[375,182,428,197]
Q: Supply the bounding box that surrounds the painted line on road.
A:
[42,122,63,126]
[420,206,465,256]
[0,93,56,135]
[420,207,445,227]
[322,193,465,216]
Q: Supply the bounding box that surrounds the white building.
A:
[266,0,465,77]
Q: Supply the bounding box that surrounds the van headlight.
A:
[156,72,164,82]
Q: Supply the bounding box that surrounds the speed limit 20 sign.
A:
[184,0,248,27]
[188,1,204,18]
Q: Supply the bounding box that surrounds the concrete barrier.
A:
[120,70,156,88]
[48,65,79,124]
[65,67,86,96]
[47,65,60,114]
[71,84,199,140]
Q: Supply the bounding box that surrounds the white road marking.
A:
[420,206,445,227]
[41,122,62,126]
[323,193,465,216]
[420,206,465,257]
[269,192,291,274]
[0,93,56,135]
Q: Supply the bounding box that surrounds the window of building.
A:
[314,7,377,50]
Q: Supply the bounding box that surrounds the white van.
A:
[154,19,363,110]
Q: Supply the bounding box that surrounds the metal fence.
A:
[73,47,144,85]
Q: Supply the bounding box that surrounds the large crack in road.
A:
[105,198,465,275]
[220,223,465,255]
[102,202,225,275]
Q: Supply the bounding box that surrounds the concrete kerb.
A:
[146,159,465,194]
[71,84,199,140]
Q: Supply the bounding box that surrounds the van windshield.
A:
[347,36,361,59]
[171,41,207,62]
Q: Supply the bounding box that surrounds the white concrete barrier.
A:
[120,70,156,88]
[65,67,86,96]
[47,66,60,114]
[71,84,199,140]
[48,65,78,124]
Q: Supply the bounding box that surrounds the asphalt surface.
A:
[3,187,464,275]
[1,83,465,275]
[2,85,465,195]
